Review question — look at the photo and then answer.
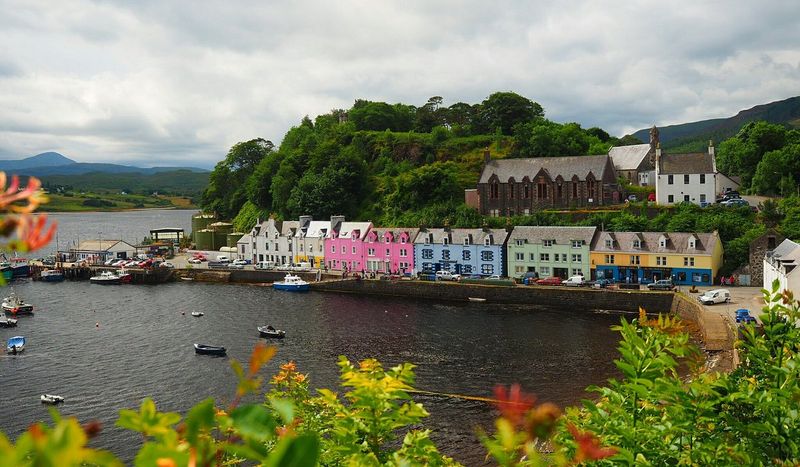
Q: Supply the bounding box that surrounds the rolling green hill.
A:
[38,170,209,197]
[632,96,800,152]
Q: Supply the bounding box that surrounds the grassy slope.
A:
[39,193,196,212]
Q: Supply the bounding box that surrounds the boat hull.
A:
[273,283,310,292]
[40,271,65,282]
[258,326,286,338]
[2,304,33,315]
[11,265,29,278]
[194,344,226,356]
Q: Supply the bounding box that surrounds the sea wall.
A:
[671,293,736,352]
[309,279,674,313]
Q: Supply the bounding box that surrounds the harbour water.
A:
[0,210,626,464]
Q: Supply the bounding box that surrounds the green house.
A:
[506,226,598,279]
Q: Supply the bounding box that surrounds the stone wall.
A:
[310,279,674,313]
[670,292,736,352]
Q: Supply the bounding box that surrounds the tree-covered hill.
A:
[200,92,628,230]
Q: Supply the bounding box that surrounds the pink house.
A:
[363,228,418,275]
[324,221,372,272]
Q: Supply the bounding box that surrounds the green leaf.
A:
[270,397,295,424]
[266,434,320,467]
[230,404,277,441]
[185,398,216,443]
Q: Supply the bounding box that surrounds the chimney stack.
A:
[483,147,491,165]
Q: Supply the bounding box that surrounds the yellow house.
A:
[590,231,722,285]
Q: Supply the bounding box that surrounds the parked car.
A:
[255,261,276,270]
[536,276,563,286]
[486,274,503,280]
[216,255,230,263]
[520,271,540,285]
[698,289,731,305]
[159,261,175,268]
[721,198,749,208]
[291,262,312,272]
[563,275,587,287]
[435,270,461,281]
[232,259,248,266]
[627,194,638,202]
[592,278,614,289]
[647,279,676,291]
[227,263,244,270]
[188,257,202,264]
[735,309,757,324]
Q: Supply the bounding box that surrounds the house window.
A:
[340,246,345,253]
[300,244,304,252]
[659,239,666,248]
[400,237,407,244]
[700,194,706,203]
[524,185,530,199]
[352,246,356,254]
[537,182,548,199]
[442,250,450,260]
[509,184,515,199]
[523,208,530,215]
[571,254,582,262]
[684,174,690,184]
[309,245,314,253]
[529,253,536,261]
[700,174,706,184]
[484,237,492,246]
[689,239,696,249]
[684,257,695,266]
[668,175,674,185]
[586,179,595,198]
[481,251,494,261]
[400,249,407,257]
[464,237,471,245]
[572,269,582,276]
[571,240,582,248]
[515,239,524,246]
[572,183,578,198]
[367,248,375,256]
[604,239,613,248]
[604,255,615,264]
[556,184,563,200]
[481,264,494,275]
[543,239,554,247]
[540,266,550,276]
[385,248,390,256]
[684,195,690,202]
[515,252,524,261]
[331,245,335,253]
[443,237,449,245]
[463,265,473,273]
[630,255,640,265]
[633,239,641,249]
[668,195,674,203]
[657,256,667,265]
[422,249,433,259]
[462,250,471,261]
[540,253,550,261]
[490,182,499,199]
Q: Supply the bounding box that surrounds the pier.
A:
[30,264,174,284]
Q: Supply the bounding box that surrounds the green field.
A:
[39,192,197,212]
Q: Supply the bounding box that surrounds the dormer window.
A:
[659,237,667,248]
[484,236,493,246]
[604,239,613,248]
[515,239,524,246]
[543,239,554,247]
[463,237,470,246]
[688,237,696,249]
[400,237,406,244]
[571,240,582,248]
[443,237,449,245]
[633,239,641,249]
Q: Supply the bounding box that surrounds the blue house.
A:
[413,227,509,276]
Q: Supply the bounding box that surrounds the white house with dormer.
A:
[654,142,738,206]
[763,239,800,299]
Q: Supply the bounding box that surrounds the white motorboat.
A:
[273,273,310,292]
[191,311,204,317]
[40,394,64,404]
[0,311,18,327]
[89,271,122,285]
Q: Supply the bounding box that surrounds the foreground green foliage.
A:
[4,284,800,465]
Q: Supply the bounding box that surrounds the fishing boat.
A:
[2,292,34,315]
[40,269,65,282]
[272,273,310,292]
[191,311,204,317]
[7,335,25,353]
[0,311,18,327]
[194,343,226,356]
[0,261,12,282]
[9,257,30,278]
[40,394,64,404]
[258,325,286,339]
[117,268,133,283]
[89,271,121,285]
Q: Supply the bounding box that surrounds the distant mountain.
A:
[631,96,800,151]
[0,152,209,176]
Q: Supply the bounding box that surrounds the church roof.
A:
[479,155,612,183]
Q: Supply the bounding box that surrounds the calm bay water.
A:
[0,210,625,464]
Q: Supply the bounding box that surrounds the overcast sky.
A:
[1,0,798,168]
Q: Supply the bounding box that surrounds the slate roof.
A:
[659,153,714,174]
[508,226,597,245]
[609,144,652,170]
[332,222,372,240]
[479,155,612,183]
[591,231,719,254]
[281,221,299,237]
[297,221,331,239]
[413,228,509,245]
[237,234,252,245]
[370,227,420,243]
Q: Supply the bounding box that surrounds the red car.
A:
[535,276,563,286]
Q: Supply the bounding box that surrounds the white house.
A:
[236,233,253,263]
[251,218,299,266]
[295,216,344,267]
[655,142,738,206]
[70,239,137,264]
[763,239,800,299]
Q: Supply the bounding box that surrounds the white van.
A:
[563,275,586,287]
[291,262,312,272]
[255,261,276,270]
[216,255,230,263]
[698,289,731,305]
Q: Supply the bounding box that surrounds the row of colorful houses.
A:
[238,217,723,285]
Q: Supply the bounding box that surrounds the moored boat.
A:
[272,273,310,292]
[7,335,25,353]
[258,325,286,339]
[89,271,121,285]
[40,269,65,282]
[0,262,12,282]
[117,268,133,283]
[2,292,34,315]
[194,343,226,356]
[191,311,204,317]
[40,394,64,404]
[0,311,18,327]
[10,257,30,278]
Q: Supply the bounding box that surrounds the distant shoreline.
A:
[39,206,197,214]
